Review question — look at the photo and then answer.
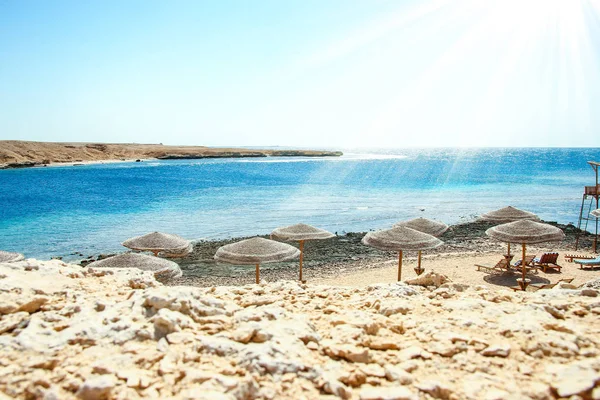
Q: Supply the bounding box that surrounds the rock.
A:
[2,260,600,400]
[322,376,352,399]
[544,305,566,319]
[231,326,256,343]
[76,375,117,400]
[415,380,453,399]
[398,346,431,360]
[17,296,48,313]
[550,363,600,397]
[323,343,369,363]
[481,344,511,358]
[405,271,451,287]
[384,366,413,384]
[359,385,417,400]
[0,311,29,334]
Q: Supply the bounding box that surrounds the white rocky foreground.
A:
[1,260,599,400]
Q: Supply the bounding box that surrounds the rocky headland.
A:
[1,259,599,399]
[0,141,342,169]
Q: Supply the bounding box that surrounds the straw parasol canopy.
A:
[393,218,448,274]
[591,209,600,218]
[0,250,25,263]
[122,232,191,257]
[480,206,539,258]
[362,226,443,281]
[486,220,565,290]
[393,217,448,237]
[271,223,335,281]
[214,237,300,284]
[86,253,182,282]
[480,206,540,223]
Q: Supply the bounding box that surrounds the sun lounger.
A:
[564,254,594,263]
[574,256,600,269]
[510,277,574,292]
[531,252,561,273]
[512,255,538,275]
[529,278,574,291]
[475,258,510,273]
[513,255,535,267]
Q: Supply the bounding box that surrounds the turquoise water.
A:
[0,148,599,259]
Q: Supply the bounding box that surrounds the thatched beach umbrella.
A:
[362,226,443,281]
[480,206,539,257]
[214,237,300,284]
[86,253,182,282]
[394,218,448,275]
[486,220,565,290]
[0,250,25,263]
[271,223,334,281]
[122,232,191,257]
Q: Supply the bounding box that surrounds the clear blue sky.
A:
[1,0,599,147]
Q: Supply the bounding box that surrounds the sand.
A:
[313,248,600,290]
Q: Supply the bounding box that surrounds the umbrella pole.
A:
[507,242,511,256]
[414,251,424,275]
[299,240,304,281]
[520,243,528,291]
[398,251,403,281]
[256,263,260,284]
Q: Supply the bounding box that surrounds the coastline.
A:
[70,220,598,289]
[0,140,343,170]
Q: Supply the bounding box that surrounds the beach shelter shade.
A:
[122,232,191,256]
[480,206,539,257]
[271,223,335,241]
[591,209,600,218]
[393,217,448,237]
[86,253,182,282]
[271,223,334,281]
[393,218,448,275]
[362,226,443,281]
[485,220,565,245]
[486,220,565,290]
[479,206,539,223]
[0,250,25,263]
[214,237,300,283]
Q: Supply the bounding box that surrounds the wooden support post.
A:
[418,250,422,269]
[398,251,403,281]
[299,240,304,281]
[256,264,260,284]
[521,243,527,290]
[507,242,511,257]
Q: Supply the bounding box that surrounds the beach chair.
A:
[529,277,574,291]
[531,252,561,273]
[574,256,600,269]
[512,255,538,274]
[512,255,535,268]
[475,258,510,273]
[510,277,574,292]
[564,254,594,263]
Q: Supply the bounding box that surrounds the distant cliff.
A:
[0,141,342,169]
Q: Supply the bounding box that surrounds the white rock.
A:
[359,385,417,400]
[76,375,117,400]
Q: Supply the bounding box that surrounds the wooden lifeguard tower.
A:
[575,161,599,253]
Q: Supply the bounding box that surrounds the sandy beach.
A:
[147,220,600,290]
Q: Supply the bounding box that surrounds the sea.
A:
[1,147,599,260]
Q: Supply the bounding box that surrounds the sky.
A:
[1,0,600,148]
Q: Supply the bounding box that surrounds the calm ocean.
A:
[1,148,599,260]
